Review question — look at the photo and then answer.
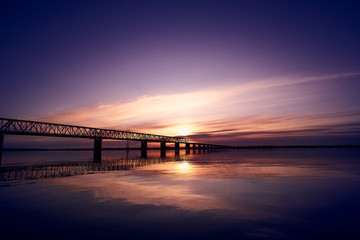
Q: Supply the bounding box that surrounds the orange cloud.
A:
[38,72,360,143]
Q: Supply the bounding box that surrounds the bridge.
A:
[0,118,225,163]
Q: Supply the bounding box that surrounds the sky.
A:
[1,0,360,146]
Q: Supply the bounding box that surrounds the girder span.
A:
[0,118,189,143]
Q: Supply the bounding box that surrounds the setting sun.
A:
[174,125,193,136]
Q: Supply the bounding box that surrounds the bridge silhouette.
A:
[0,118,226,164]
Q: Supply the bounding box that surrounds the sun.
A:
[174,125,193,136]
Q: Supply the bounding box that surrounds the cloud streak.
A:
[39,72,360,145]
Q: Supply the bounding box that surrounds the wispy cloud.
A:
[39,72,360,144]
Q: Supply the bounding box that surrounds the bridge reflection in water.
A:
[0,149,219,186]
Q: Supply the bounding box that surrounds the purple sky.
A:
[1,0,360,147]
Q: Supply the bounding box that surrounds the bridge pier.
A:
[186,143,190,154]
[175,142,180,157]
[161,142,166,152]
[175,142,180,151]
[93,138,102,163]
[160,142,166,158]
[0,134,3,165]
[141,141,147,158]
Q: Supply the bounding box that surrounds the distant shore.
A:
[233,145,360,149]
[3,145,360,151]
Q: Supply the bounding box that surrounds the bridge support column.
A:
[175,142,180,151]
[175,142,180,157]
[161,142,166,151]
[186,143,190,154]
[93,138,102,163]
[0,134,4,165]
[141,141,147,158]
[160,142,166,158]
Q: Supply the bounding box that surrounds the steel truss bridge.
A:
[0,118,189,142]
[0,118,225,163]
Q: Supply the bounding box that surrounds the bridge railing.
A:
[0,118,189,143]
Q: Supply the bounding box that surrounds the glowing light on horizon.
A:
[176,127,191,136]
[170,124,195,136]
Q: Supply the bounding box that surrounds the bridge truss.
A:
[0,118,189,143]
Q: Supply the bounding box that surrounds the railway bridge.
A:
[0,118,225,164]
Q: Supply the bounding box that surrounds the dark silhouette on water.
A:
[2,118,358,165]
[0,118,226,164]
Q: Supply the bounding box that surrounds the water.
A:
[1,149,360,239]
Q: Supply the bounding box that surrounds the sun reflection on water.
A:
[177,161,192,174]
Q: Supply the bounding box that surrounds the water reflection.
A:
[0,158,175,186]
[1,149,360,239]
[46,149,360,215]
[0,149,218,186]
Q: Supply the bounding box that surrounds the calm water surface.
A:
[1,149,360,239]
